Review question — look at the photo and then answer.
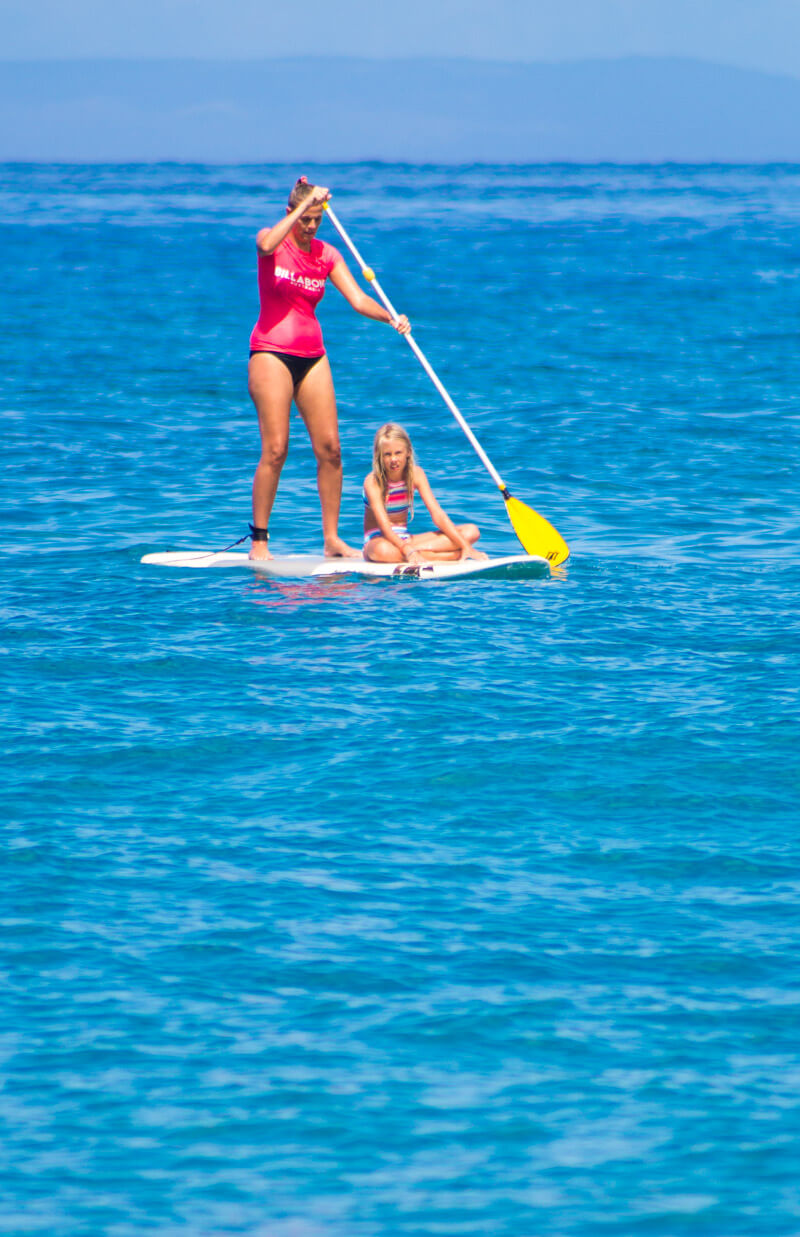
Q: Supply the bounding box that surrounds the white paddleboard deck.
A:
[141,550,550,581]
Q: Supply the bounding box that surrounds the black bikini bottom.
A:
[249,350,324,388]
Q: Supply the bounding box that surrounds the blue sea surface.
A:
[2,163,800,1235]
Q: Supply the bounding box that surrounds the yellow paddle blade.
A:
[504,493,570,566]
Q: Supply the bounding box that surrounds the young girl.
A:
[362,424,487,564]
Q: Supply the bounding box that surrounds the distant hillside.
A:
[2,56,799,162]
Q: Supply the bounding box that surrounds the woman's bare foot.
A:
[248,541,273,561]
[324,536,361,558]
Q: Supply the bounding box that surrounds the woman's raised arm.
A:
[256,185,331,255]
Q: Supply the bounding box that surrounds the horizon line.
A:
[1,52,798,79]
[4,158,800,168]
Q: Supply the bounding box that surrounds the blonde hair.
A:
[372,423,415,517]
[288,177,315,209]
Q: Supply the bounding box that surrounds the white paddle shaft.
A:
[324,203,507,492]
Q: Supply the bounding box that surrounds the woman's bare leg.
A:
[248,353,294,560]
[295,357,358,557]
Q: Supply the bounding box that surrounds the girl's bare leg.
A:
[295,357,359,557]
[409,525,483,561]
[364,525,482,564]
[248,353,293,560]
[363,537,405,563]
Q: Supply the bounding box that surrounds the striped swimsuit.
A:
[363,480,411,545]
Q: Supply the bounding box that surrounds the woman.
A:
[248,177,410,560]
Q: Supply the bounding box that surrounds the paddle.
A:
[323,202,570,567]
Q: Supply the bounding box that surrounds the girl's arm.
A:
[415,467,481,560]
[255,185,331,256]
[364,475,417,559]
[329,262,411,334]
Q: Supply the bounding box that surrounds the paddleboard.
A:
[140,550,550,581]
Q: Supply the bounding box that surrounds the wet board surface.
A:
[140,551,551,581]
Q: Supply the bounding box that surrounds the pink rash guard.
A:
[249,234,343,357]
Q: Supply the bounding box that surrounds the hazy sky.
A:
[2,0,800,79]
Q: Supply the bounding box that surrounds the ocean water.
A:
[2,162,799,1236]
